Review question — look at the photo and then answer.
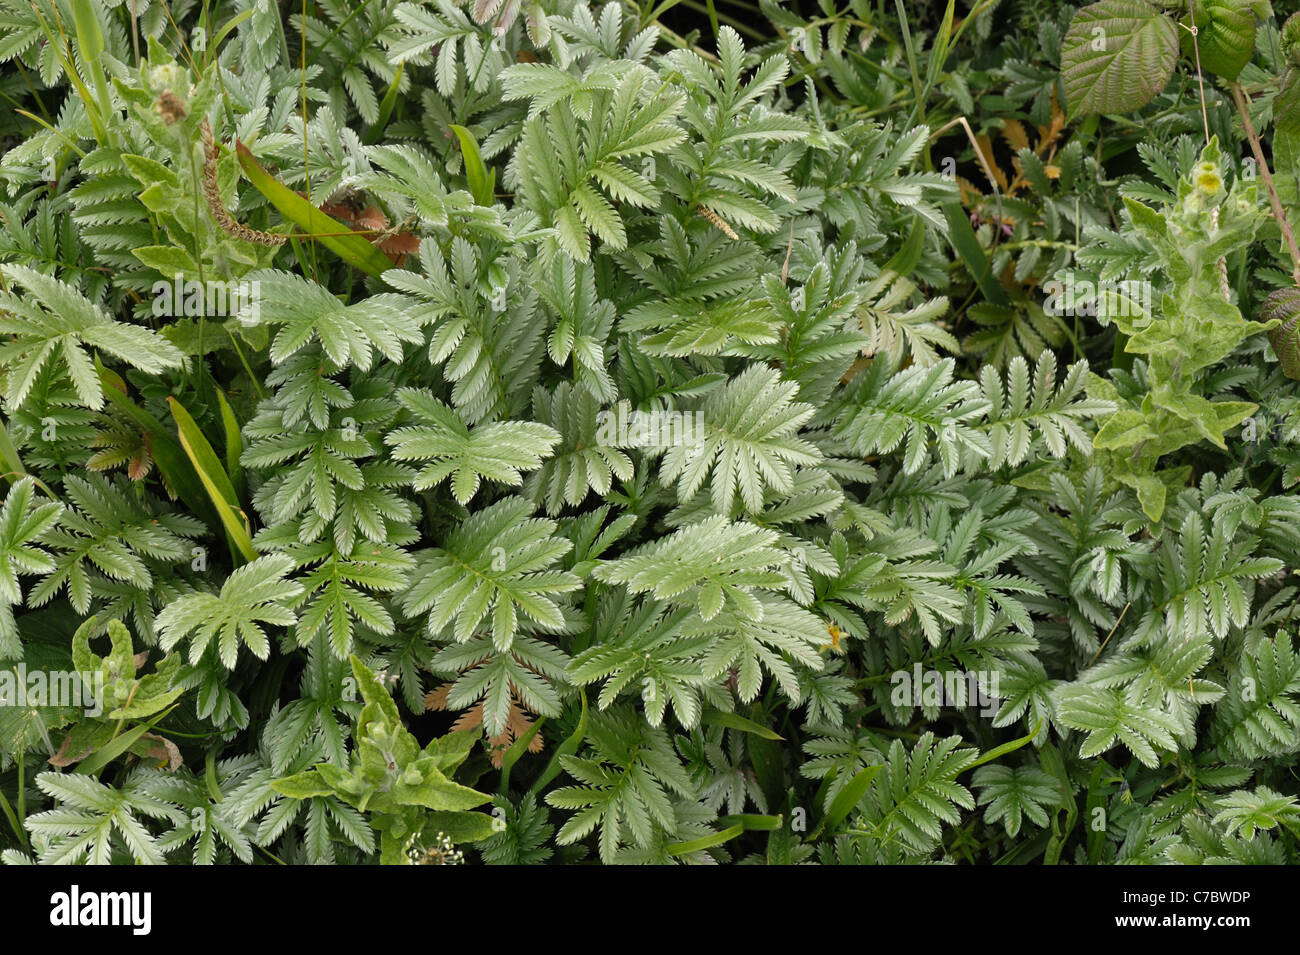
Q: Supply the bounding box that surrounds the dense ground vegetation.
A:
[0,0,1297,865]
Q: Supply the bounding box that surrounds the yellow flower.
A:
[826,622,845,652]
[1194,162,1223,196]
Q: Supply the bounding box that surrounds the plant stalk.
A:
[1231,81,1300,286]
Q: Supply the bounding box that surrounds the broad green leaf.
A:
[1263,286,1300,380]
[424,810,497,843]
[271,770,336,800]
[1061,0,1179,116]
[1179,0,1256,81]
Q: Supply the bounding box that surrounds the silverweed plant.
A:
[0,0,1295,867]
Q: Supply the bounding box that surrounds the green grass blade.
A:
[75,705,178,776]
[703,711,784,740]
[666,823,743,856]
[815,764,882,836]
[166,396,257,563]
[449,125,496,206]
[235,143,393,278]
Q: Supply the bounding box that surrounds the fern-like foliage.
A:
[593,516,787,622]
[568,596,707,727]
[247,270,423,371]
[30,476,202,617]
[26,771,184,865]
[835,358,989,476]
[1054,684,1180,768]
[977,354,1110,470]
[156,556,305,668]
[402,497,580,650]
[508,65,684,260]
[385,387,559,503]
[0,265,182,410]
[2,0,1298,872]
[526,383,633,514]
[0,477,60,658]
[1212,632,1300,760]
[850,733,978,858]
[657,366,821,514]
[545,711,696,863]
[972,765,1059,837]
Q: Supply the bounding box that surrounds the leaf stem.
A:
[1230,81,1300,285]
